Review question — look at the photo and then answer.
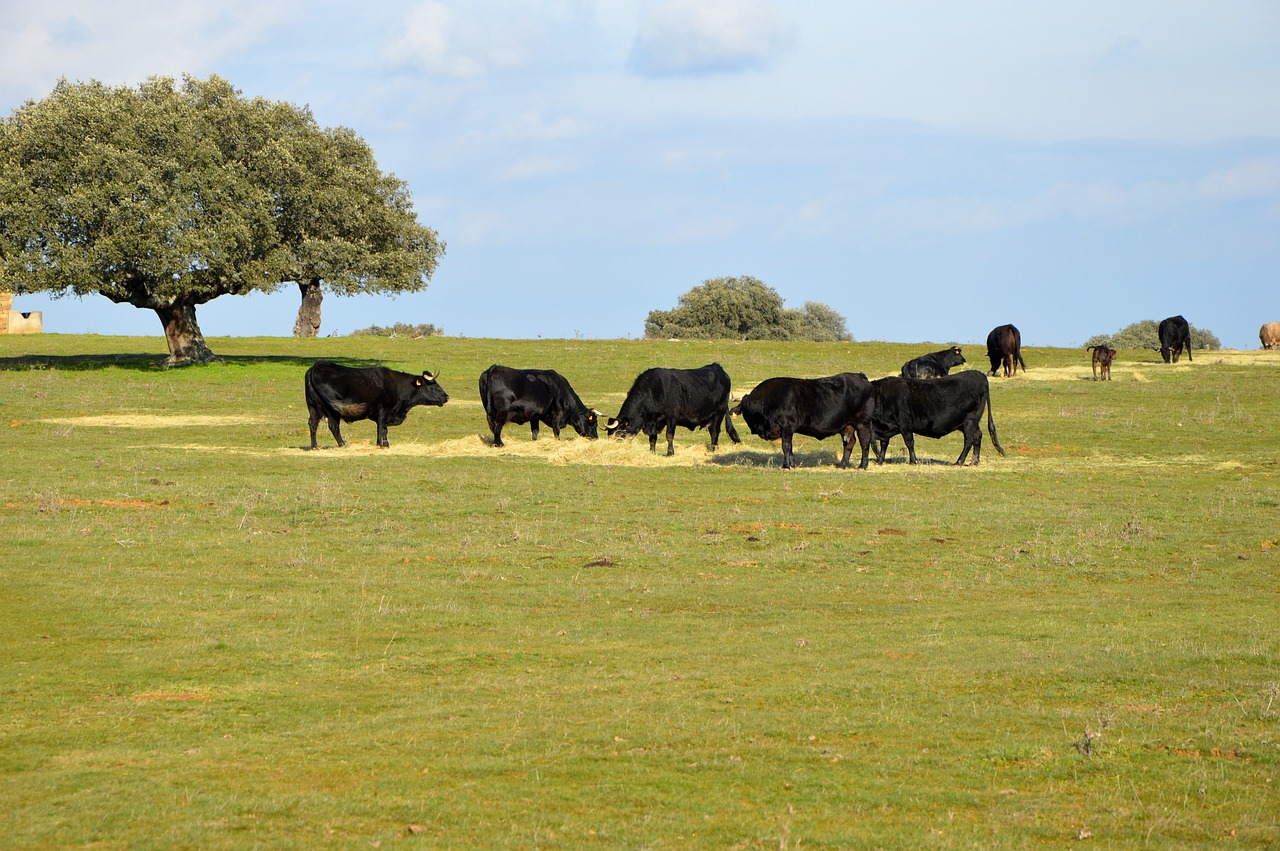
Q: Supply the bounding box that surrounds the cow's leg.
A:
[491,420,505,448]
[956,420,980,465]
[873,438,888,464]
[665,423,677,456]
[781,431,795,469]
[647,429,659,453]
[308,408,321,449]
[530,419,540,441]
[376,419,390,448]
[836,426,854,468]
[854,422,872,470]
[903,432,918,464]
[708,414,721,450]
[327,417,345,448]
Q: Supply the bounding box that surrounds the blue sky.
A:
[2,0,1277,348]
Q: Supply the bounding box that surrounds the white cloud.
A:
[500,155,579,181]
[384,1,587,79]
[1198,158,1280,201]
[628,0,795,77]
[0,2,299,104]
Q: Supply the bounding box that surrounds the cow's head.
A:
[606,415,634,438]
[946,346,966,367]
[573,408,602,440]
[412,371,449,406]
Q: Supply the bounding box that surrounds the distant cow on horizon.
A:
[900,346,965,379]
[1088,345,1116,381]
[1157,315,1193,363]
[1260,322,1280,350]
[986,324,1026,377]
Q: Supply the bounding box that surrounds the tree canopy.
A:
[0,75,442,363]
[644,276,851,342]
[273,123,443,337]
[1084,319,1221,351]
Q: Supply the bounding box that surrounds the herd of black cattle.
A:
[303,316,1199,470]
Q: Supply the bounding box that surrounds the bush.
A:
[1084,319,1220,351]
[644,276,851,342]
[350,323,443,339]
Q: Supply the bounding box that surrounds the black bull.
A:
[606,363,740,455]
[479,364,600,447]
[305,361,449,449]
[731,373,876,469]
[986,324,1026,377]
[901,346,965,379]
[871,371,1005,466]
[1158,315,1193,363]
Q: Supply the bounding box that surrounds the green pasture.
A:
[2,334,1278,848]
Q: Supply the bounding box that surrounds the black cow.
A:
[1087,345,1116,380]
[305,361,449,449]
[731,373,876,469]
[1157,315,1193,363]
[986,324,1026,377]
[901,346,966,379]
[871,371,1004,466]
[606,363,741,456]
[479,364,600,447]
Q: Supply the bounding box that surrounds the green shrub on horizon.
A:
[1084,318,1221,350]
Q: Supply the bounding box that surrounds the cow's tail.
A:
[986,389,1006,457]
[478,367,492,410]
[1016,348,1027,373]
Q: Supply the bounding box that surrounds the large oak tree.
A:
[0,75,443,363]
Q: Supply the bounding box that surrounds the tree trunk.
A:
[154,302,220,366]
[293,279,323,337]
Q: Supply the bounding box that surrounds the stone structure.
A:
[0,291,44,334]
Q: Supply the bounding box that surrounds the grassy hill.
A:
[3,334,1278,847]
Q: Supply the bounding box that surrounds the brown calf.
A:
[1087,345,1116,381]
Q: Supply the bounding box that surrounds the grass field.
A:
[2,333,1278,848]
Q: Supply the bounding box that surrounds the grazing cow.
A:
[1157,315,1193,363]
[305,361,448,449]
[901,346,966,379]
[986,324,1026,377]
[606,363,740,455]
[1259,322,1280,350]
[871,371,1005,466]
[1088,345,1117,380]
[478,364,600,447]
[731,373,876,469]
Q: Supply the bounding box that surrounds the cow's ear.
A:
[414,378,424,386]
